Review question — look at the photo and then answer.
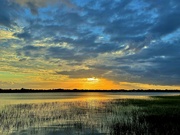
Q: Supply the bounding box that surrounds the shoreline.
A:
[1,89,180,93]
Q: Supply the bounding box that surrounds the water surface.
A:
[1,92,180,106]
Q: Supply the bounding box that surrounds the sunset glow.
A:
[87,77,99,83]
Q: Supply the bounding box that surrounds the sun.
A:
[87,77,99,83]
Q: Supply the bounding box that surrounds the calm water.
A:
[1,92,180,106]
[0,92,180,135]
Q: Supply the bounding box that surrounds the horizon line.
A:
[1,88,180,92]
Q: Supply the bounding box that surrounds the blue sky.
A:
[0,0,180,89]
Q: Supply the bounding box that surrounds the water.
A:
[1,92,179,106]
[0,92,180,135]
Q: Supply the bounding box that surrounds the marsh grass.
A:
[0,96,180,135]
[122,95,180,135]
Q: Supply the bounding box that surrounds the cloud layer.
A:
[1,0,180,89]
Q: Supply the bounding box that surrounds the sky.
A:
[0,0,180,90]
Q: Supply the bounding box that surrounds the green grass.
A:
[0,96,180,135]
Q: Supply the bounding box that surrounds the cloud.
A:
[26,1,38,15]
[15,0,75,7]
[14,0,77,14]
[17,44,96,62]
[17,45,45,58]
[47,46,78,60]
[56,68,106,78]
[0,30,15,40]
[0,0,22,28]
[151,12,180,36]
[0,1,12,27]
[113,39,180,85]
[1,0,180,88]
[13,31,32,40]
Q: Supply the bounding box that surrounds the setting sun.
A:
[87,77,99,82]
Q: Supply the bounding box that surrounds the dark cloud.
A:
[0,0,11,27]
[146,0,180,36]
[13,31,32,40]
[93,43,123,53]
[47,46,77,60]
[56,68,106,78]
[19,58,28,62]
[17,44,97,62]
[17,45,45,58]
[151,12,180,36]
[83,0,153,43]
[14,0,77,15]
[26,2,38,15]
[0,0,21,28]
[47,45,100,61]
[114,40,180,85]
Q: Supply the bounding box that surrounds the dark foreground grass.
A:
[142,96,180,135]
[111,95,180,135]
[0,95,180,135]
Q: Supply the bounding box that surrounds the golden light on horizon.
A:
[87,77,99,83]
[81,78,121,90]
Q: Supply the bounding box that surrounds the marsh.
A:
[0,92,180,135]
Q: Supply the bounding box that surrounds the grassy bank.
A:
[0,96,180,135]
[110,96,180,134]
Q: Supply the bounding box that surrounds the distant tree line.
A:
[0,88,180,93]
